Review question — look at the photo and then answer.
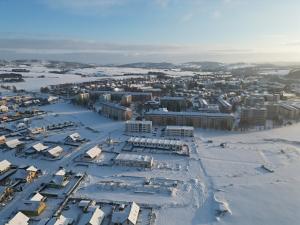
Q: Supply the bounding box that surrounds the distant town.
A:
[0,59,300,225]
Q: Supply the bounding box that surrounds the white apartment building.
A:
[125,120,152,133]
[127,137,185,151]
[165,126,194,137]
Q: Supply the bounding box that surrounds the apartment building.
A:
[99,101,132,121]
[125,120,152,133]
[145,111,234,130]
[160,96,188,112]
[240,107,267,126]
[165,126,194,137]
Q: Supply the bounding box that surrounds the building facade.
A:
[99,101,132,121]
[145,111,234,130]
[165,126,194,137]
[125,120,152,133]
[160,96,188,112]
[127,137,185,151]
[240,107,267,126]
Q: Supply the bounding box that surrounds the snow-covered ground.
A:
[1,101,300,224]
[0,65,197,91]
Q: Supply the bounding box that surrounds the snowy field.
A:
[72,122,300,225]
[0,101,300,224]
[0,65,196,91]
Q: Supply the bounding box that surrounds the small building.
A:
[0,135,6,144]
[125,120,152,133]
[165,126,194,137]
[115,153,153,168]
[28,127,45,135]
[127,137,185,152]
[5,212,30,225]
[0,105,9,113]
[14,166,38,183]
[77,206,105,225]
[0,160,11,174]
[47,215,73,225]
[30,192,45,202]
[31,143,48,153]
[111,202,140,225]
[48,169,69,188]
[19,200,46,217]
[26,166,38,183]
[5,139,23,150]
[64,132,84,143]
[46,146,64,158]
[84,146,102,160]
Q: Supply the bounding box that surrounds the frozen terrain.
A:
[0,101,300,224]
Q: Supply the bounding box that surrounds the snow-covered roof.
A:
[125,120,152,125]
[85,146,101,159]
[47,215,73,225]
[0,135,6,142]
[32,143,48,152]
[116,153,153,163]
[78,200,91,208]
[26,165,38,172]
[0,160,11,173]
[77,206,105,225]
[145,110,234,118]
[30,193,44,201]
[5,212,29,225]
[55,169,66,176]
[128,137,184,147]
[5,139,23,149]
[67,132,81,141]
[166,125,194,131]
[111,202,140,225]
[47,146,63,157]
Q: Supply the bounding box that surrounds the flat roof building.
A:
[127,137,186,151]
[98,101,132,121]
[145,111,234,130]
[165,126,194,137]
[125,120,152,133]
[115,153,153,168]
[111,202,140,225]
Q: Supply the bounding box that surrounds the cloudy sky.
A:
[1,0,300,64]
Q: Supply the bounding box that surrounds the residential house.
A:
[19,200,47,217]
[84,146,102,160]
[5,212,30,225]
[111,202,140,225]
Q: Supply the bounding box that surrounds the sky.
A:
[1,0,300,64]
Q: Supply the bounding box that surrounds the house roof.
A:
[47,215,73,225]
[85,146,101,159]
[5,139,23,149]
[19,200,43,212]
[55,169,66,176]
[77,207,105,225]
[0,160,11,173]
[66,133,81,142]
[6,212,29,225]
[0,135,6,141]
[32,143,48,152]
[26,165,38,172]
[30,193,44,201]
[111,202,140,225]
[47,146,63,157]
